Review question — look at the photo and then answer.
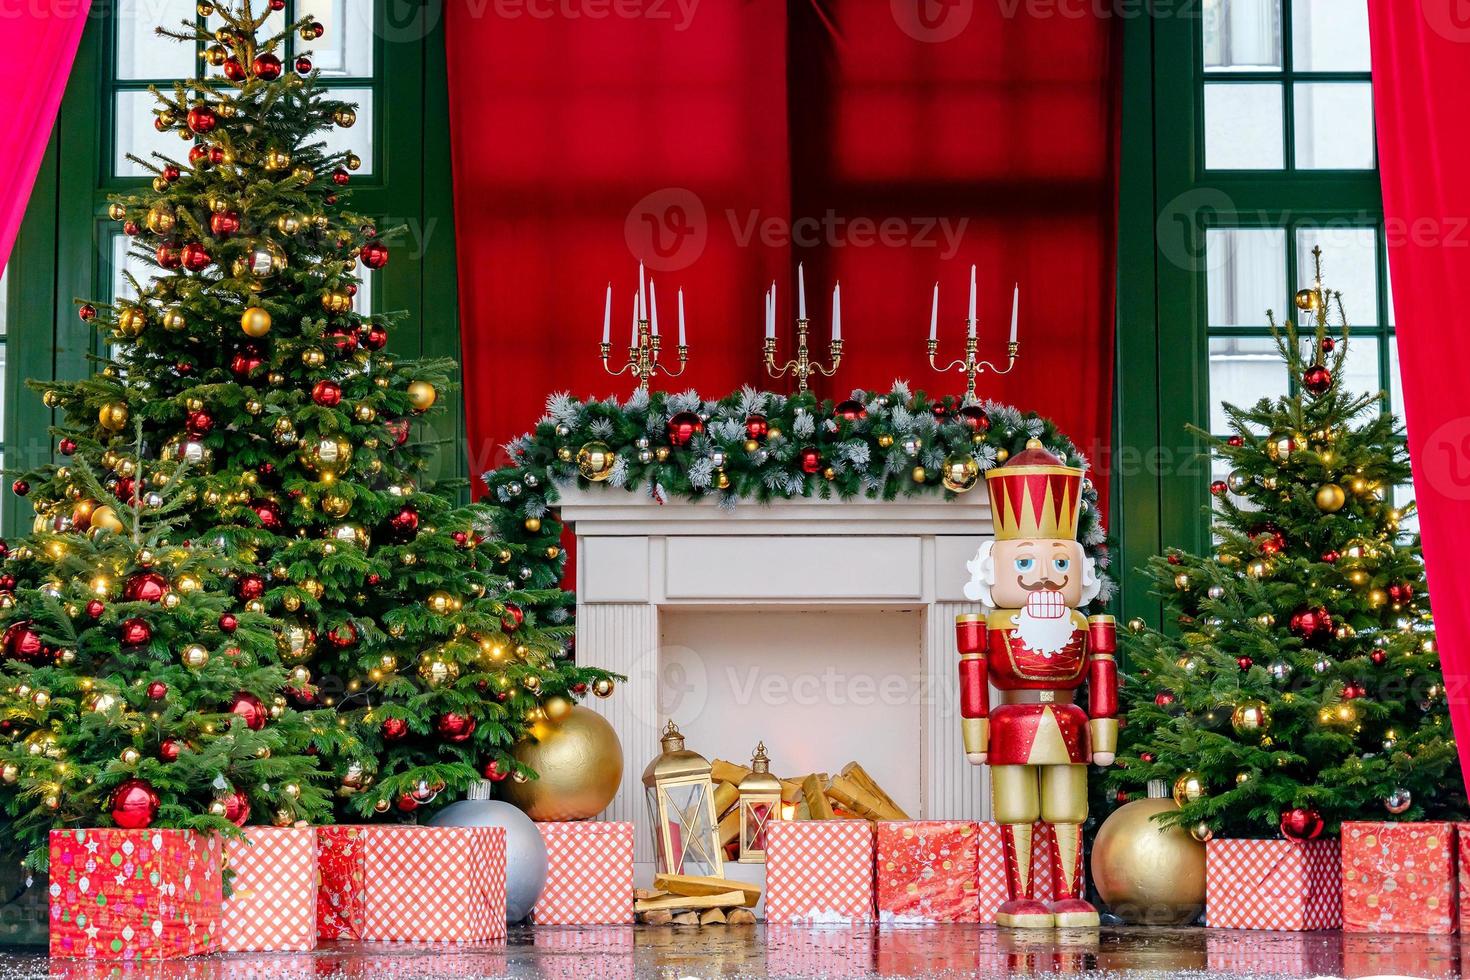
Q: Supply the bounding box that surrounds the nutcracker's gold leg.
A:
[990,766,1054,929]
[1041,764,1098,928]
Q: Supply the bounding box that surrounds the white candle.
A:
[832,282,842,341]
[967,264,977,338]
[631,294,639,348]
[929,282,939,341]
[1009,282,1019,344]
[798,262,807,321]
[602,282,612,345]
[678,288,686,347]
[766,282,776,338]
[649,278,659,336]
[638,262,647,322]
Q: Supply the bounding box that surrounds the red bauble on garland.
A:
[222,57,245,81]
[229,692,267,731]
[834,399,867,422]
[744,413,769,442]
[502,604,524,630]
[209,211,240,237]
[9,480,27,497]
[1210,480,1228,496]
[666,411,704,448]
[295,55,313,74]
[1342,683,1367,700]
[387,504,419,542]
[1279,807,1324,841]
[155,240,182,269]
[797,447,822,475]
[958,405,991,432]
[221,790,251,826]
[110,779,159,829]
[327,622,359,649]
[2,622,50,665]
[1288,606,1333,647]
[1248,522,1287,557]
[180,242,211,271]
[186,105,217,133]
[1302,365,1332,395]
[252,499,283,531]
[361,240,390,269]
[325,326,359,354]
[186,410,214,436]
[120,618,152,647]
[146,681,168,700]
[1370,648,1387,666]
[219,613,237,633]
[482,759,510,782]
[1154,690,1176,707]
[230,344,266,381]
[361,323,389,351]
[236,574,266,601]
[1237,657,1254,671]
[312,380,342,407]
[86,600,105,619]
[396,794,419,812]
[159,738,183,762]
[436,712,476,743]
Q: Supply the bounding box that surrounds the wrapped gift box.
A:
[48,828,222,960]
[1206,932,1342,976]
[765,820,874,924]
[531,821,634,925]
[1205,838,1341,930]
[974,823,1057,923]
[1342,821,1456,933]
[766,924,875,977]
[220,826,318,952]
[874,820,981,923]
[316,825,506,943]
[1457,822,1470,932]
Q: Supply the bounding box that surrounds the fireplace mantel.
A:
[562,485,995,863]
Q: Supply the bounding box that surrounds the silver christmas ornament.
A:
[1384,788,1412,815]
[1206,586,1225,600]
[1267,660,1293,682]
[429,782,548,922]
[1226,469,1253,494]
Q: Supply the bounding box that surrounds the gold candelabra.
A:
[928,326,1019,402]
[602,318,687,393]
[765,319,842,393]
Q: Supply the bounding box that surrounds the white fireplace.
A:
[563,486,995,866]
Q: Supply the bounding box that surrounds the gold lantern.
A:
[736,741,782,864]
[642,720,723,877]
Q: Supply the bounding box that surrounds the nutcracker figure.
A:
[956,439,1116,928]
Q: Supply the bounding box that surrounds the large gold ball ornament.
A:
[500,706,623,821]
[299,435,353,477]
[427,590,455,615]
[240,306,272,338]
[333,107,357,128]
[1172,771,1206,806]
[577,442,617,482]
[1315,483,1346,513]
[1232,699,1271,735]
[320,493,351,518]
[406,381,437,412]
[940,454,981,493]
[276,622,316,664]
[321,291,352,314]
[99,402,130,431]
[543,696,574,723]
[1090,794,1206,925]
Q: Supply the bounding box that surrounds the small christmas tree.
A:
[1111,248,1465,839]
[0,432,331,870]
[12,0,614,821]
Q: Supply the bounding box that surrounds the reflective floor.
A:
[1,924,1464,978]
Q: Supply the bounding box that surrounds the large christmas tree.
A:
[1111,248,1465,839]
[9,0,613,825]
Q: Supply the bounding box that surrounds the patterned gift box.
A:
[874,820,981,923]
[1457,822,1470,932]
[766,924,875,977]
[974,822,1057,923]
[1206,932,1343,975]
[765,820,874,924]
[1342,821,1456,933]
[1205,838,1342,930]
[220,826,318,952]
[531,821,634,925]
[48,828,222,961]
[321,952,508,978]
[316,825,507,943]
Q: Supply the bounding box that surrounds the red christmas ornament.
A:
[311,380,342,407]
[1288,606,1333,646]
[0,575,14,593]
[186,105,217,133]
[571,682,588,695]
[222,57,246,81]
[1249,523,1287,557]
[10,480,27,497]
[797,447,822,475]
[744,413,769,442]
[451,530,469,547]
[381,717,408,741]
[230,344,266,380]
[188,144,211,168]
[482,759,510,782]
[332,168,350,186]
[158,738,183,762]
[295,55,313,74]
[123,571,168,603]
[252,499,283,531]
[219,613,238,633]
[436,712,476,743]
[251,52,282,80]
[155,241,183,269]
[1115,790,1130,804]
[1321,549,1340,564]
[229,692,268,731]
[1226,435,1244,447]
[1279,807,1324,841]
[146,681,167,700]
[1154,691,1176,707]
[181,242,212,272]
[361,240,390,269]
[1388,581,1415,604]
[958,405,991,432]
[325,326,359,354]
[387,504,420,542]
[1302,365,1332,395]
[1370,648,1387,666]
[834,399,867,422]
[269,0,286,8]
[86,600,105,619]
[1210,480,1228,496]
[59,438,77,455]
[113,476,138,506]
[327,622,359,649]
[1321,336,1337,353]
[236,574,266,601]
[1237,657,1254,671]
[120,618,152,647]
[110,779,159,829]
[209,211,240,237]
[1139,752,1156,763]
[388,418,411,446]
[2,622,49,665]
[361,323,389,350]
[304,21,325,38]
[1166,554,1181,565]
[124,221,141,236]
[1342,683,1366,700]
[185,410,214,436]
[79,303,98,322]
[396,794,419,812]
[221,790,251,826]
[666,411,704,448]
[161,164,181,182]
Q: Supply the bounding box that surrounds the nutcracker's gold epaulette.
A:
[986,609,1015,630]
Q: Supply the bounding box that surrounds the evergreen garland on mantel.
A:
[481,384,1113,613]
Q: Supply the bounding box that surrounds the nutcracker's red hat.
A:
[984,439,1083,541]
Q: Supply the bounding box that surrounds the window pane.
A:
[1203,0,1283,72]
[115,90,187,178]
[0,343,6,436]
[1394,484,1420,538]
[1388,334,1403,419]
[1207,228,1285,327]
[1296,226,1378,325]
[317,87,374,175]
[1331,335,1381,401]
[353,260,374,314]
[1293,0,1371,72]
[297,0,374,78]
[1294,82,1375,170]
[1205,83,1284,169]
[116,0,197,80]
[1209,335,1288,432]
[111,233,158,303]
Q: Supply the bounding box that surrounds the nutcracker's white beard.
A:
[1011,594,1074,656]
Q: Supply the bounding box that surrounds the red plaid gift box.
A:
[874,821,981,923]
[1206,932,1342,975]
[316,825,507,942]
[766,924,875,977]
[220,826,318,952]
[1342,821,1456,933]
[765,820,874,924]
[48,828,222,960]
[974,822,1058,923]
[1205,838,1342,930]
[531,821,634,925]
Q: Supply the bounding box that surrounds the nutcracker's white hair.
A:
[963,540,1101,612]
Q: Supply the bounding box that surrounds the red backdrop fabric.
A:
[0,0,91,274]
[445,1,1120,501]
[1368,0,1470,793]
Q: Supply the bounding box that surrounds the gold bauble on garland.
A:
[1232,699,1271,735]
[577,442,617,482]
[240,306,272,338]
[1172,771,1206,806]
[406,381,437,412]
[500,706,623,821]
[1315,483,1346,513]
[98,402,130,431]
[940,454,980,493]
[1090,788,1206,925]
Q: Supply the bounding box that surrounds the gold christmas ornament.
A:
[501,706,624,821]
[911,465,927,483]
[233,240,288,280]
[1295,287,1323,312]
[940,454,981,493]
[1231,699,1271,735]
[427,590,455,615]
[99,402,130,431]
[543,696,574,723]
[524,516,543,533]
[1315,483,1347,513]
[145,206,175,235]
[577,442,617,482]
[116,307,147,337]
[334,107,357,128]
[1188,822,1213,843]
[182,644,210,669]
[264,148,292,171]
[592,676,616,699]
[240,306,272,338]
[320,492,351,518]
[277,622,316,664]
[406,381,437,412]
[1090,784,1206,925]
[1172,772,1206,807]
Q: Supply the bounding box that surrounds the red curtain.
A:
[1368,1,1470,790]
[0,0,91,273]
[445,1,1119,499]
